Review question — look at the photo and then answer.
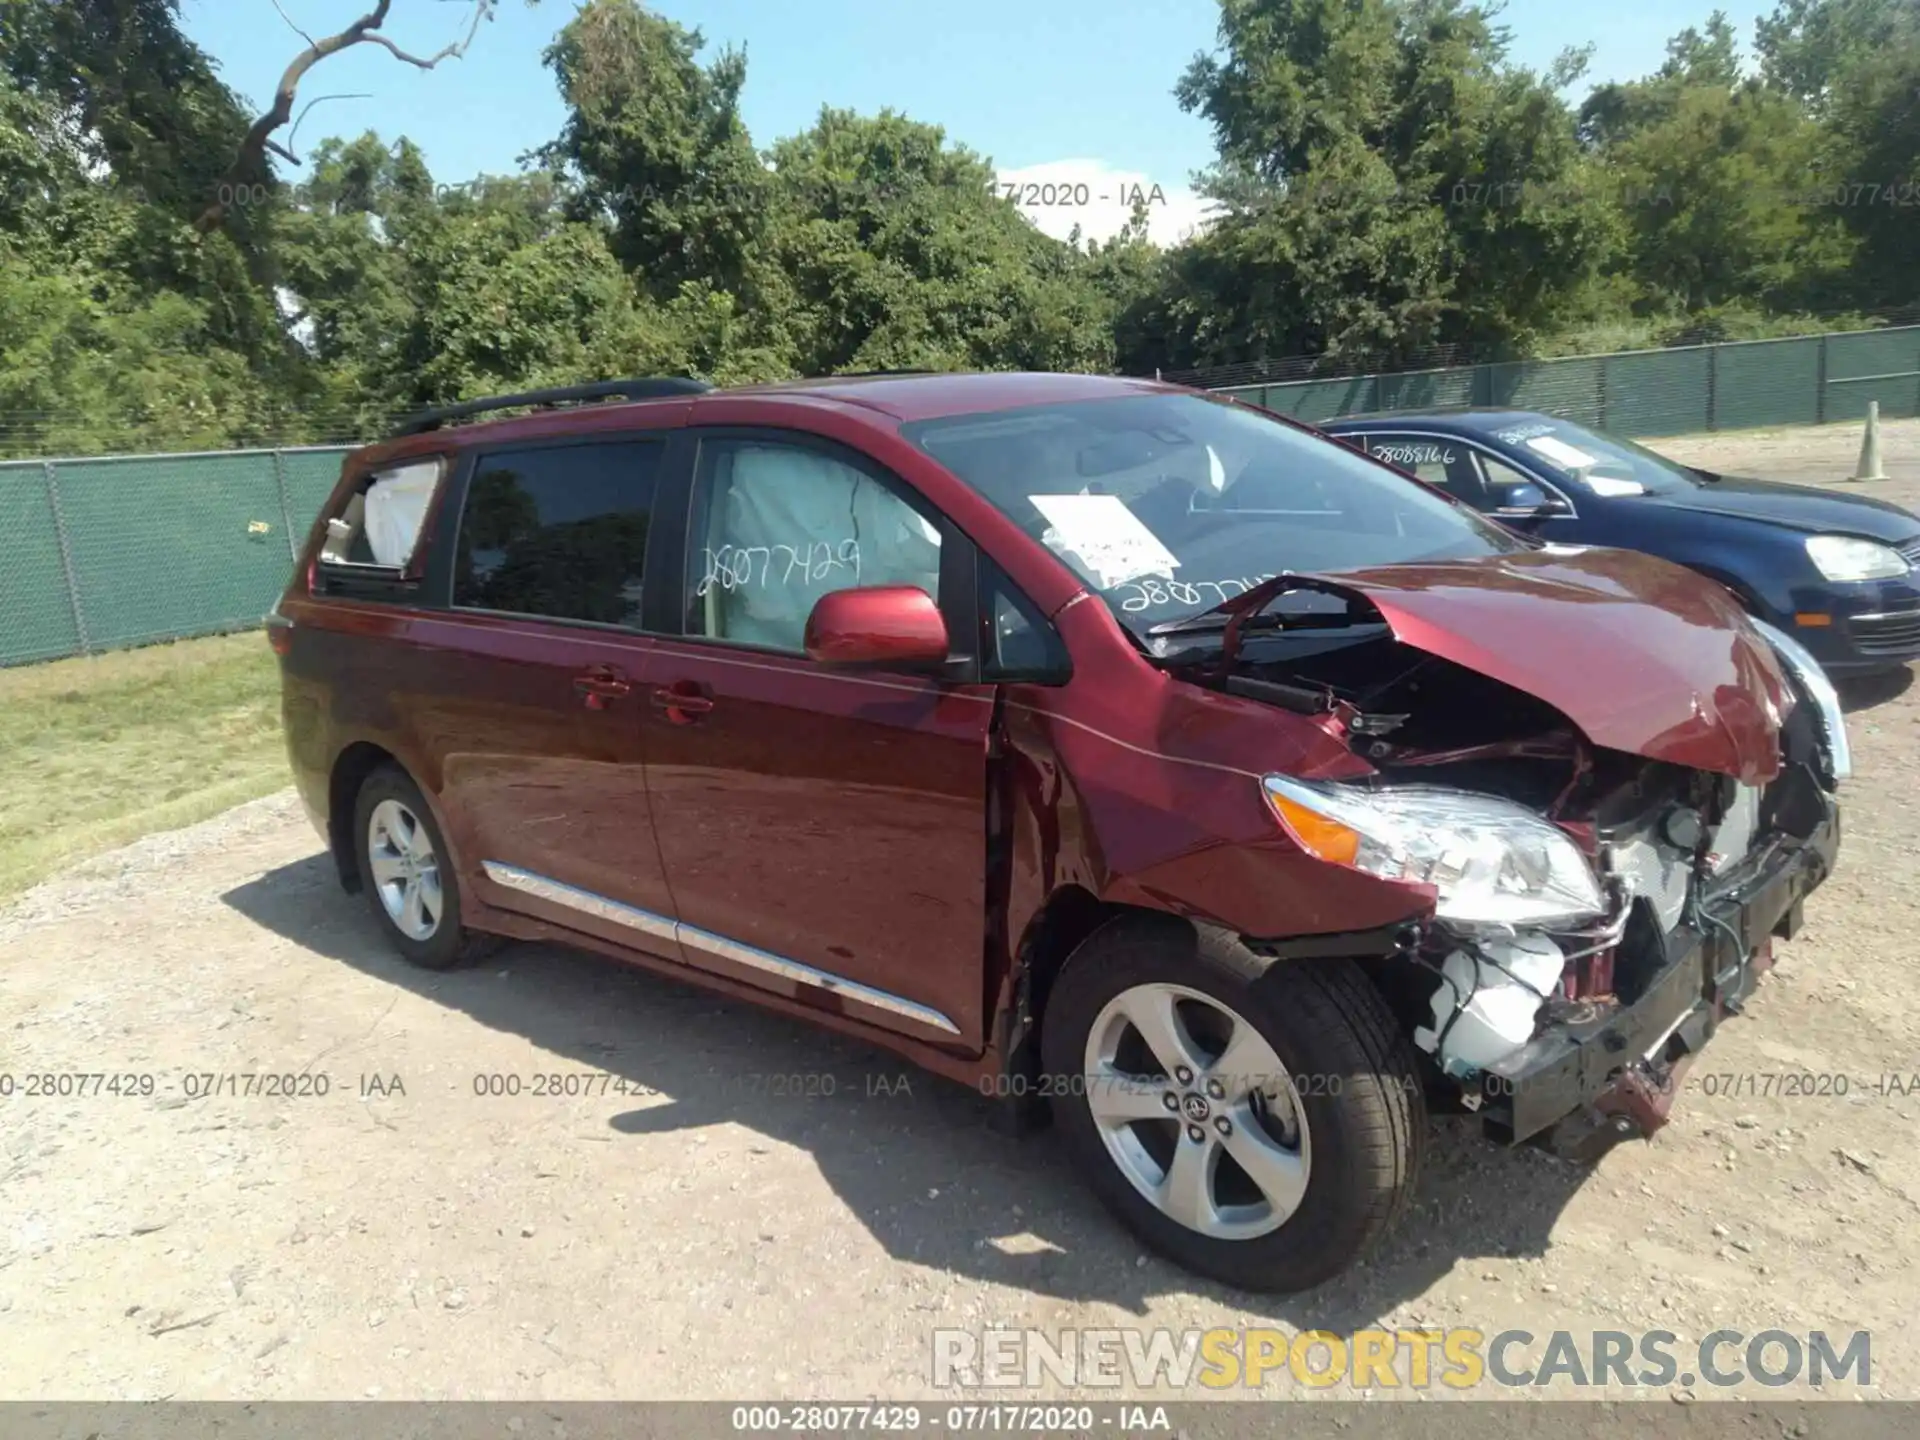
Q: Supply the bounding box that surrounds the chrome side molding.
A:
[480,861,961,1036]
[483,862,678,942]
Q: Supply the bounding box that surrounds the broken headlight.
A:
[1261,776,1606,928]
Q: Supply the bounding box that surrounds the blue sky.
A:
[183,0,1774,243]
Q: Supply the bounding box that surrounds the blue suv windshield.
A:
[903,392,1529,630]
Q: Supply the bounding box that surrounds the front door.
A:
[420,436,681,958]
[641,431,996,1047]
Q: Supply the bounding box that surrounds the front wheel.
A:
[1040,916,1425,1292]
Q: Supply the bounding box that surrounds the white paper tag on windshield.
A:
[1030,494,1180,589]
[1585,476,1648,496]
[1524,435,1599,471]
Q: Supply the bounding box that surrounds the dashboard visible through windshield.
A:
[1487,416,1700,496]
[903,392,1529,631]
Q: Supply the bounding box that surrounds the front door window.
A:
[686,442,943,651]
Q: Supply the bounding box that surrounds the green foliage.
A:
[1587,79,1859,311]
[763,107,1120,375]
[1159,0,1619,369]
[0,0,1915,460]
[541,0,766,298]
[1755,0,1918,108]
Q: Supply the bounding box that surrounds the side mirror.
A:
[1492,484,1572,518]
[803,586,950,669]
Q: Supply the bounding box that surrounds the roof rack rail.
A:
[391,377,714,437]
[824,368,944,378]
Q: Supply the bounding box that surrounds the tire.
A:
[1040,914,1425,1293]
[351,764,479,971]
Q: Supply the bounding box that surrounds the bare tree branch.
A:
[268,0,317,49]
[196,0,497,232]
[288,92,376,156]
[360,0,492,69]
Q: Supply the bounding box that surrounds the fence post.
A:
[1706,343,1719,432]
[272,449,299,562]
[1596,355,1610,431]
[1816,335,1828,425]
[43,459,91,656]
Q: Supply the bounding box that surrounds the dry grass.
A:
[0,631,288,903]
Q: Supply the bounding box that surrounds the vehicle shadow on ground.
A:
[1836,667,1913,713]
[224,856,1597,1333]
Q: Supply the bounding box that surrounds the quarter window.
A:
[980,556,1069,682]
[686,439,943,654]
[452,441,664,626]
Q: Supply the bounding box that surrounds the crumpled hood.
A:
[1315,546,1790,784]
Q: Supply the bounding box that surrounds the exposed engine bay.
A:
[1149,577,1843,1149]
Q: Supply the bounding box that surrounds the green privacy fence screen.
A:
[0,446,351,668]
[1221,325,1920,435]
[3,324,1918,668]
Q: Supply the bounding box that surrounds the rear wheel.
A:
[1040,916,1424,1292]
[352,766,478,970]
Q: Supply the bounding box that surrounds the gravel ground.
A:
[2,417,1918,1403]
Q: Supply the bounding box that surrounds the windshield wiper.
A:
[1147,610,1273,638]
[1143,572,1389,665]
[1144,573,1376,635]
[1145,608,1383,639]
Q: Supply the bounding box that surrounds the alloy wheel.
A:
[1082,982,1311,1241]
[366,798,443,942]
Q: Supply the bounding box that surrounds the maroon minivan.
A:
[271,372,1847,1292]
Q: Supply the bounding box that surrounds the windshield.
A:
[902,392,1529,632]
[1486,416,1699,496]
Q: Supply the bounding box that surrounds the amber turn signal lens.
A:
[1264,789,1362,866]
[1793,613,1833,627]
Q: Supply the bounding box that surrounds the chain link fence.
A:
[0,447,349,667]
[3,323,1917,669]
[1216,325,1920,432]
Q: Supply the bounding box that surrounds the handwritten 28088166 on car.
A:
[273,370,1846,1293]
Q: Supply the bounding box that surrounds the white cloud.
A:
[993,158,1218,248]
[276,286,317,352]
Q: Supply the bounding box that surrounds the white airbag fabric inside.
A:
[362,461,441,567]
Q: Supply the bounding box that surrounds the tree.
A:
[1755,0,1919,305]
[541,0,767,300]
[1168,0,1614,365]
[1755,0,1919,110]
[1578,12,1862,315]
[762,107,1117,375]
[197,0,529,234]
[0,5,289,455]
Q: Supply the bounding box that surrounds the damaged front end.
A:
[1153,573,1847,1164]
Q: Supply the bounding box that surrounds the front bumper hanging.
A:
[1475,793,1841,1160]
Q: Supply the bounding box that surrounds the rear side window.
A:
[314,456,448,599]
[1362,435,1463,493]
[453,441,664,626]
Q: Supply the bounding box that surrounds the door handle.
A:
[650,682,714,723]
[573,665,632,710]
